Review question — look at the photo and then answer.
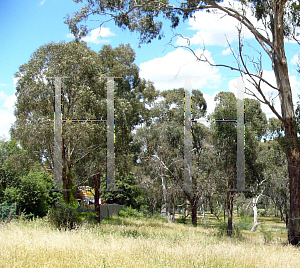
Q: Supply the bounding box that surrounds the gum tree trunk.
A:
[227,191,234,237]
[191,198,198,227]
[93,173,101,223]
[62,139,69,203]
[272,2,300,246]
[251,195,263,232]
[161,175,171,223]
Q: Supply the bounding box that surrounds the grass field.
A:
[0,213,299,268]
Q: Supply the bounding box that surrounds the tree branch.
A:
[201,0,273,58]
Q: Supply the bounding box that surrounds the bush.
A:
[235,215,253,230]
[139,205,151,218]
[3,170,59,218]
[47,201,81,230]
[78,211,97,222]
[118,206,144,219]
[260,225,273,244]
[258,208,266,217]
[215,221,241,238]
[177,214,187,224]
[240,208,254,217]
[152,212,164,220]
[118,210,127,217]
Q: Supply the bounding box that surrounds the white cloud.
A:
[222,47,232,56]
[228,72,300,120]
[0,91,8,101]
[0,109,15,140]
[3,94,16,112]
[291,53,299,66]
[13,77,20,88]
[39,0,46,6]
[139,48,222,91]
[67,27,115,44]
[0,92,16,140]
[175,0,270,47]
[203,91,220,116]
[0,83,9,87]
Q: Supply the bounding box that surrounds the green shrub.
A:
[47,201,81,230]
[3,170,59,218]
[240,208,253,217]
[78,211,97,222]
[139,205,151,218]
[260,225,273,244]
[177,214,187,224]
[215,221,241,238]
[152,212,164,220]
[118,206,144,219]
[258,209,266,217]
[118,210,127,217]
[235,215,252,230]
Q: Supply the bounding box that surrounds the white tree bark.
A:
[251,194,263,232]
[161,175,171,223]
[152,155,172,223]
[202,203,207,227]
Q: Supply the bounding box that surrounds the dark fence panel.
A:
[78,204,124,219]
[100,204,124,219]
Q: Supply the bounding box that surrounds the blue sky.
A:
[1,0,300,140]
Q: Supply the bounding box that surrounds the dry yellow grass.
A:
[0,216,299,268]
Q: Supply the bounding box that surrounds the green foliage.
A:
[118,210,127,218]
[258,208,266,217]
[151,211,164,220]
[260,225,273,244]
[65,0,300,51]
[13,40,159,205]
[118,206,144,219]
[211,92,239,173]
[65,0,170,44]
[3,170,59,217]
[102,172,147,209]
[214,220,241,238]
[0,139,37,201]
[177,213,187,224]
[211,92,268,196]
[47,201,81,230]
[236,215,252,230]
[133,88,207,217]
[78,211,97,222]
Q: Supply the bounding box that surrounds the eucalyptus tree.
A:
[12,41,157,205]
[0,139,35,200]
[12,41,104,203]
[260,138,289,228]
[134,88,207,225]
[134,88,186,222]
[66,0,300,245]
[210,92,267,236]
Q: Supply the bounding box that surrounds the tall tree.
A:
[210,92,267,236]
[12,41,105,203]
[66,0,300,245]
[134,88,207,226]
[12,41,158,207]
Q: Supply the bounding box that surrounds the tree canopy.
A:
[12,40,158,204]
